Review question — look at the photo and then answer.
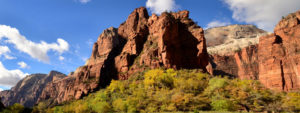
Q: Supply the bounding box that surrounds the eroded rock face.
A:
[206,25,265,79]
[39,7,210,104]
[122,10,209,79]
[0,71,66,107]
[210,45,259,79]
[209,10,300,91]
[258,10,300,91]
[38,27,125,104]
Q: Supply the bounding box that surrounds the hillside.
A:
[0,71,66,107]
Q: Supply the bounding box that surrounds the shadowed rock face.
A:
[38,7,210,105]
[0,71,66,107]
[209,45,259,79]
[0,98,4,111]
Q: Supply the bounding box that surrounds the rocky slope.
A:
[38,7,210,105]
[0,71,66,107]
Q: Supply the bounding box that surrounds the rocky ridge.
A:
[0,71,66,107]
[38,7,210,105]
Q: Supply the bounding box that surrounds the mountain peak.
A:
[48,70,64,77]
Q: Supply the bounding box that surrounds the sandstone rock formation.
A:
[206,25,266,79]
[258,10,300,91]
[209,10,300,91]
[38,27,126,105]
[210,45,259,79]
[38,7,210,104]
[0,71,66,107]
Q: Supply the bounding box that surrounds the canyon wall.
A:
[258,10,300,91]
[209,10,300,91]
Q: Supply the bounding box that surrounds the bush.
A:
[282,92,300,112]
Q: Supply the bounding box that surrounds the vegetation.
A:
[0,103,31,113]
[2,68,300,113]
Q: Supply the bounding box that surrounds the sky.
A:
[0,0,299,90]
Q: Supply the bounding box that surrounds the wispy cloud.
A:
[222,0,300,31]
[206,20,231,29]
[0,46,16,60]
[0,25,69,62]
[146,0,179,14]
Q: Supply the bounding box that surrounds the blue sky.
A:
[0,0,299,90]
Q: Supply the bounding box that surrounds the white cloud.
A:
[17,61,29,69]
[0,46,10,55]
[0,25,69,62]
[0,88,3,91]
[222,0,300,31]
[0,61,28,87]
[0,46,16,60]
[78,0,91,4]
[146,0,179,14]
[206,20,231,29]
[59,56,65,61]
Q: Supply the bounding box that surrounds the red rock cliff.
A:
[38,7,210,104]
[210,45,259,79]
[209,10,300,91]
[258,10,300,91]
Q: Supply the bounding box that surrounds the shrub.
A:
[282,92,300,112]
